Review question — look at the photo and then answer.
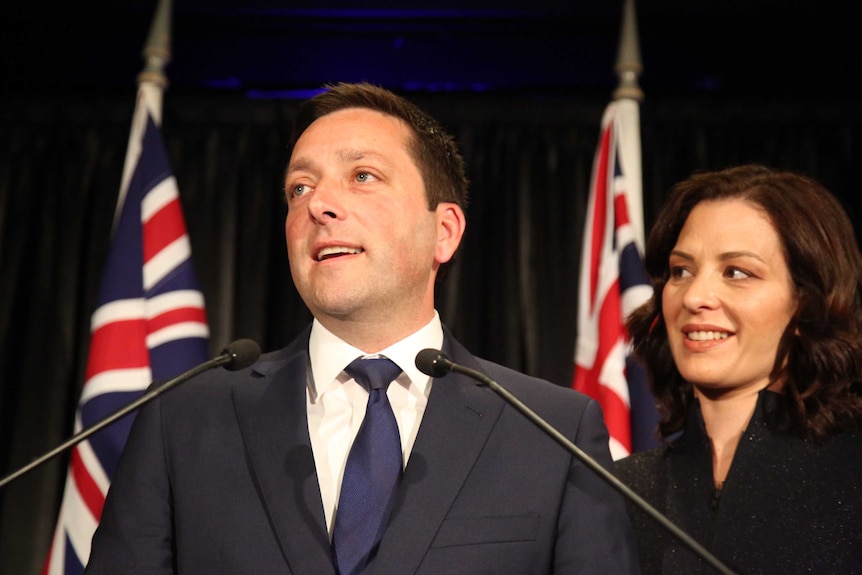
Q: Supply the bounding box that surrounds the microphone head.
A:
[221,339,261,371]
[415,348,453,378]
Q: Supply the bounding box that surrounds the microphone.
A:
[415,348,740,575]
[220,338,262,371]
[0,338,261,490]
[415,348,454,378]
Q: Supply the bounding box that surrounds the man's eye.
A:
[293,184,310,197]
[355,172,374,183]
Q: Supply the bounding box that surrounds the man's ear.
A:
[435,203,466,264]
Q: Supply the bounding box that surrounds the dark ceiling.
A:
[0,0,853,100]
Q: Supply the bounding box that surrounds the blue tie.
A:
[332,357,404,575]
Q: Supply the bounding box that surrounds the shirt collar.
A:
[308,311,444,400]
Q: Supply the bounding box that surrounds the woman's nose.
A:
[681,274,720,311]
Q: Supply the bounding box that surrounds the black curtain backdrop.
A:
[1,89,860,574]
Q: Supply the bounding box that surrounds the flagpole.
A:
[613,0,643,103]
[138,0,172,97]
[590,4,738,574]
[612,0,646,253]
[41,1,212,573]
[115,0,172,231]
[573,0,655,460]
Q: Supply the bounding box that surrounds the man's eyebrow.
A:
[285,157,314,175]
[286,149,394,176]
[339,149,391,164]
[340,149,364,161]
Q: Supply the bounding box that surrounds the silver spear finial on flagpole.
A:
[135,0,172,122]
[613,0,643,102]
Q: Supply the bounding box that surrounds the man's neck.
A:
[315,310,437,354]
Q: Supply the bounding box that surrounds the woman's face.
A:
[662,198,797,399]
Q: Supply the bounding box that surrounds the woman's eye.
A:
[669,266,691,279]
[355,172,375,183]
[725,267,751,280]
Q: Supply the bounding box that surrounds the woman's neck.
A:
[695,389,760,488]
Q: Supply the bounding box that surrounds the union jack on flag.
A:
[42,84,210,574]
[573,99,659,460]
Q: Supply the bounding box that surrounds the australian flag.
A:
[42,85,210,574]
[573,99,660,460]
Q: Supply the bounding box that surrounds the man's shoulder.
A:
[440,329,595,408]
[473,356,592,406]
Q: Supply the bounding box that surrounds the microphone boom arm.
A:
[442,359,740,575]
[0,339,260,490]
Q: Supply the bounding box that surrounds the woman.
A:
[615,164,862,575]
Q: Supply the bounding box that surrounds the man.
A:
[86,83,640,574]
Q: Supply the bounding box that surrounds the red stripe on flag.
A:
[594,278,622,375]
[588,124,613,309]
[70,445,104,521]
[85,320,149,380]
[577,276,632,452]
[40,545,52,575]
[575,359,631,440]
[143,197,185,263]
[614,188,631,228]
[147,306,208,334]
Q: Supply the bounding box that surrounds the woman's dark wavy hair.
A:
[288,82,469,212]
[627,164,862,440]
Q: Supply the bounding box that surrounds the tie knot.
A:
[345,357,402,392]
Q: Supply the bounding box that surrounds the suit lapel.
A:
[233,330,337,575]
[373,335,504,573]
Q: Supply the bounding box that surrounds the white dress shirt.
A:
[306,312,444,536]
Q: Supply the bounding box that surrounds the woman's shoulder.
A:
[613,446,667,487]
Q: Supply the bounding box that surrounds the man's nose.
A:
[307,178,342,223]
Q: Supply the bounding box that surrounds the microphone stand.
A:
[0,340,259,490]
[443,359,741,575]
